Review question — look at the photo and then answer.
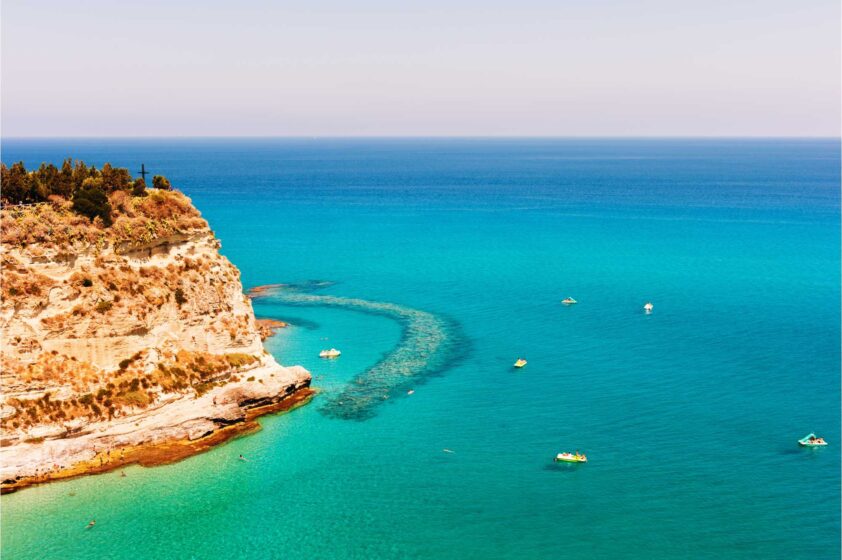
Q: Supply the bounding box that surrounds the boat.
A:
[644,302,654,313]
[561,297,577,305]
[555,452,587,463]
[513,358,527,368]
[319,348,341,358]
[798,433,827,447]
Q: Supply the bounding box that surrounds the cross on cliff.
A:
[138,163,149,182]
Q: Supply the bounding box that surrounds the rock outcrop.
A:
[0,190,311,491]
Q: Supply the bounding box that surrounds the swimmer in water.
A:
[86,520,96,529]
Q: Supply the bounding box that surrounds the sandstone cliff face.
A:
[3,231,262,369]
[0,192,310,486]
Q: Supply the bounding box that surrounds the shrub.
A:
[131,178,148,197]
[174,288,187,306]
[72,184,113,226]
[194,382,214,396]
[225,353,258,368]
[115,390,150,408]
[118,359,131,370]
[81,277,93,287]
[152,175,172,190]
[95,300,113,313]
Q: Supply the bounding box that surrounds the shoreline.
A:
[1,387,315,495]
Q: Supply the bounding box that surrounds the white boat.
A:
[513,358,527,368]
[798,433,827,447]
[561,297,577,305]
[644,302,653,313]
[319,348,341,358]
[555,452,587,463]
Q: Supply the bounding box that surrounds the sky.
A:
[1,0,840,137]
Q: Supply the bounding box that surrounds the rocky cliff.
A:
[0,189,311,491]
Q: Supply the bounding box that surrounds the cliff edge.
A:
[0,181,311,492]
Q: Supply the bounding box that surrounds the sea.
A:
[1,138,839,559]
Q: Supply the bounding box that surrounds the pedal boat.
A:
[555,452,587,463]
[513,359,527,368]
[798,433,827,447]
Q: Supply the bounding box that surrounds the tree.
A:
[101,163,131,192]
[72,183,112,226]
[72,161,90,191]
[55,158,75,197]
[131,178,148,197]
[28,175,49,203]
[34,163,59,196]
[152,175,172,190]
[2,162,31,204]
[0,163,10,202]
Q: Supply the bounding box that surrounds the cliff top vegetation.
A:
[1,161,207,249]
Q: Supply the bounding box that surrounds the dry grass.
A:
[1,349,260,431]
[1,190,207,249]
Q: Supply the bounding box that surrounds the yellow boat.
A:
[555,452,587,463]
[513,358,527,368]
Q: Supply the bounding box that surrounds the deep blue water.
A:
[2,138,840,559]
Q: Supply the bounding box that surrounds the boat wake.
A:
[249,284,465,420]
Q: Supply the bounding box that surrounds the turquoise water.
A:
[1,139,839,559]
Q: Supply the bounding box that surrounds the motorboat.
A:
[561,297,578,305]
[555,452,587,463]
[644,302,654,313]
[319,348,341,358]
[513,358,527,368]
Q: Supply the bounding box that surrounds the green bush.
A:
[152,175,172,190]
[131,178,148,197]
[72,184,113,226]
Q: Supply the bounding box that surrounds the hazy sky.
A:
[2,0,839,137]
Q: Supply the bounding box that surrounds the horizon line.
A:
[2,135,840,141]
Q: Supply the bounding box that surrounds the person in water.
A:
[239,454,249,462]
[86,520,96,529]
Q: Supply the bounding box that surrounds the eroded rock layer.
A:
[0,191,310,491]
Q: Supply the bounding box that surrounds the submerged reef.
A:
[250,284,467,420]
